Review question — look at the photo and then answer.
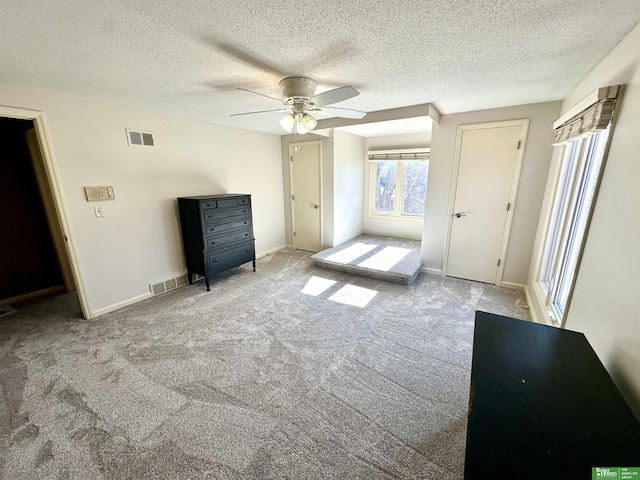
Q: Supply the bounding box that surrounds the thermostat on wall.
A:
[84,186,115,202]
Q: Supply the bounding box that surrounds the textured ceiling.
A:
[1,1,639,135]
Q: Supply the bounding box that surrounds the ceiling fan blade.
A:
[310,86,360,106]
[313,107,367,119]
[214,42,288,78]
[237,87,284,103]
[230,108,290,117]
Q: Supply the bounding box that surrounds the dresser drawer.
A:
[206,229,253,248]
[204,216,251,236]
[202,205,251,222]
[217,196,250,209]
[207,242,254,271]
[200,199,218,210]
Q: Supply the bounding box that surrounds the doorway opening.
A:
[0,117,71,306]
[0,107,89,318]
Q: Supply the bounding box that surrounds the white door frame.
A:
[289,140,323,250]
[0,105,92,318]
[442,118,529,286]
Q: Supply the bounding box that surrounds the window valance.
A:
[552,85,620,145]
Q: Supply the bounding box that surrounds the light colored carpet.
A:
[0,248,530,479]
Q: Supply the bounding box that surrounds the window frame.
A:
[368,157,429,220]
[537,127,610,325]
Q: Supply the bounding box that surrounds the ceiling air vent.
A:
[150,274,188,296]
[126,128,154,147]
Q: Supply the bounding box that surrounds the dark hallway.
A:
[0,117,63,304]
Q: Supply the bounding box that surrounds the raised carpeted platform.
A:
[311,234,422,285]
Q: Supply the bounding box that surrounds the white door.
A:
[446,122,526,284]
[290,142,322,252]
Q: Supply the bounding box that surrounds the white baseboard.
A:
[92,292,153,318]
[420,267,442,276]
[500,281,525,290]
[256,245,288,259]
[91,245,289,318]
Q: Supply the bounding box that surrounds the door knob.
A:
[454,212,469,218]
[309,202,319,209]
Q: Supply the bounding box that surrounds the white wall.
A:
[332,130,365,246]
[422,102,561,283]
[321,135,336,248]
[528,23,640,418]
[0,85,285,317]
[363,132,431,240]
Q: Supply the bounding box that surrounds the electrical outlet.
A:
[94,206,104,218]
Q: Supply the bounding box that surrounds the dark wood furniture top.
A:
[465,311,640,479]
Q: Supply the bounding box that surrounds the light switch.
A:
[94,206,104,218]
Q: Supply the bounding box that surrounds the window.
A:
[540,129,609,320]
[537,86,618,324]
[369,149,429,218]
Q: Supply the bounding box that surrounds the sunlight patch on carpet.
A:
[357,246,411,271]
[301,276,337,296]
[324,242,377,264]
[328,284,378,308]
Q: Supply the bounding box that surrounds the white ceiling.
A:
[1,1,639,136]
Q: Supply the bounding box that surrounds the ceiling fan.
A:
[230,77,367,134]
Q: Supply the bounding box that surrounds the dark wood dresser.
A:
[177,194,255,290]
[465,311,640,479]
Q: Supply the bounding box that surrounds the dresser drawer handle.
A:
[212,259,218,263]
[245,249,250,253]
[242,210,247,213]
[243,221,248,225]
[205,203,212,207]
[244,233,248,237]
[210,241,216,245]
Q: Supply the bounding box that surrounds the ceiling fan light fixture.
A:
[234,77,365,133]
[295,120,309,134]
[301,113,317,132]
[279,114,296,132]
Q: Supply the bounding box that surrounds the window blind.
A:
[552,86,620,145]
[368,150,430,161]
